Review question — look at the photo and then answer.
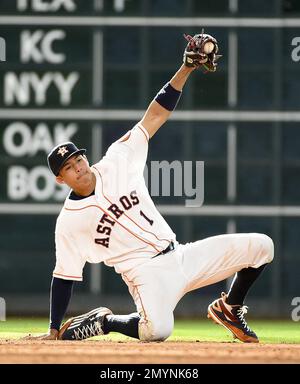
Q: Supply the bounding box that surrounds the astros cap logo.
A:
[57,146,69,157]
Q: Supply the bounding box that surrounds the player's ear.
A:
[83,154,89,164]
[56,175,65,185]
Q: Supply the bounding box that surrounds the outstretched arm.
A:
[140,31,221,138]
[49,277,74,333]
[140,64,195,138]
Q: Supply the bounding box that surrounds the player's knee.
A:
[150,326,172,342]
[138,318,173,342]
[251,233,274,264]
[261,234,274,263]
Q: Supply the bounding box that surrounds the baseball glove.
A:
[183,30,222,72]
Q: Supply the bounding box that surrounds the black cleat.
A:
[58,307,113,340]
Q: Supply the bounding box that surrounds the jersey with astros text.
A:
[53,124,176,281]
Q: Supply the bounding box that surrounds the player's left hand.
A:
[183,30,222,72]
[21,328,59,340]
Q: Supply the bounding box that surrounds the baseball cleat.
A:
[207,292,259,343]
[58,307,113,340]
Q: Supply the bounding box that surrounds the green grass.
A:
[173,319,300,344]
[1,317,300,344]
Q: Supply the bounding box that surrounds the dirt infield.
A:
[1,339,300,364]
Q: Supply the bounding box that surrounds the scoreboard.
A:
[0,0,229,208]
[0,0,140,207]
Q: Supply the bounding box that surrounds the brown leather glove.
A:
[183,30,222,72]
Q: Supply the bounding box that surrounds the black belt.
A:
[153,241,175,258]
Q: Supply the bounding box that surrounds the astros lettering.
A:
[95,190,140,248]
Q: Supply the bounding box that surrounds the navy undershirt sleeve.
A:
[49,277,74,331]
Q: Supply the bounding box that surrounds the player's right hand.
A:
[21,328,59,340]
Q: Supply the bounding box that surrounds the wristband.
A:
[154,82,182,111]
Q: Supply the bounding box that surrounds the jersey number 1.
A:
[140,210,154,226]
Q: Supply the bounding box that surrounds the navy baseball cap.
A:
[47,142,86,176]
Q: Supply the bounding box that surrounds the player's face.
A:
[57,154,95,194]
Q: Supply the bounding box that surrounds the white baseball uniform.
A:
[53,123,274,341]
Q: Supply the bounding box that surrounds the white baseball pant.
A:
[122,233,274,341]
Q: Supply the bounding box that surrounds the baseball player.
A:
[26,33,273,343]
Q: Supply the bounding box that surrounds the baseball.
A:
[203,42,215,54]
